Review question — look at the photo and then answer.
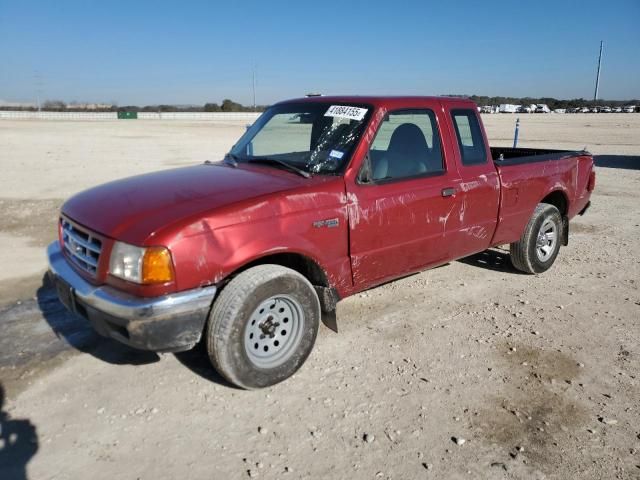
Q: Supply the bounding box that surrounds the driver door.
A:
[347,107,461,289]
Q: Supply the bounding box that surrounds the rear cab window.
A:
[451,109,487,165]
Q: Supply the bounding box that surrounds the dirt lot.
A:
[0,114,639,479]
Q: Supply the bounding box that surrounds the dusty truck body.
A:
[47,96,595,388]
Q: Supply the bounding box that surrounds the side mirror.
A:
[358,153,373,184]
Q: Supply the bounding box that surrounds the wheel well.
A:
[239,253,330,288]
[227,253,339,314]
[541,190,568,216]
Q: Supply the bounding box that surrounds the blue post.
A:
[513,117,520,148]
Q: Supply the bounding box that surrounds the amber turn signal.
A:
[142,247,174,284]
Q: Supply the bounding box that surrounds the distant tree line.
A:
[120,99,266,113]
[203,99,260,112]
[0,99,266,112]
[466,95,639,109]
[2,95,638,112]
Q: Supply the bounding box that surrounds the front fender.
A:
[167,206,353,297]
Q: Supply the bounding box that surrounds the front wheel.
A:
[206,265,320,389]
[510,203,563,274]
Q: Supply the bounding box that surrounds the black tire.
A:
[206,264,320,389]
[510,203,563,274]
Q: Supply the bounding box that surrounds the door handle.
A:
[441,187,456,198]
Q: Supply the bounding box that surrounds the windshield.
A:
[229,102,372,175]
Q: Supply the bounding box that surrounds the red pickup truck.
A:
[47,96,595,388]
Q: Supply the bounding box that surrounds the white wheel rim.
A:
[535,218,557,262]
[243,295,305,369]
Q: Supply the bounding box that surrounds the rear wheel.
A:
[510,203,563,274]
[206,265,320,389]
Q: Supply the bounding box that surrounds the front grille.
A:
[61,218,102,276]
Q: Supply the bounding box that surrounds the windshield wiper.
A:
[223,153,240,167]
[247,157,310,178]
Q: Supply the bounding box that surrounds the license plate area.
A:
[55,276,76,313]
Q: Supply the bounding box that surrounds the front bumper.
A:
[47,241,217,352]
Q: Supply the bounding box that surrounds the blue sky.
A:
[1,0,639,105]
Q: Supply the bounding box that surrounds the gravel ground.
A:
[0,114,639,479]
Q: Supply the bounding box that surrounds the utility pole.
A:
[252,67,256,112]
[34,72,43,111]
[594,41,603,101]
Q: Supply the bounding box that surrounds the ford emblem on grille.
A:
[61,218,102,276]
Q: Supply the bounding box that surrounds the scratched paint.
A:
[439,203,457,228]
[458,197,467,223]
[346,191,361,227]
[349,191,420,229]
[361,107,388,147]
[460,225,489,239]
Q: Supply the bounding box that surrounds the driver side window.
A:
[368,109,444,182]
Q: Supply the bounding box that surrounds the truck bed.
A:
[490,146,594,246]
[492,147,586,166]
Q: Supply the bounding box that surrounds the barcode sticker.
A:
[324,105,368,121]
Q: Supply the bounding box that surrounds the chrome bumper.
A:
[47,241,217,352]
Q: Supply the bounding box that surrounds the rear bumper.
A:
[47,241,216,352]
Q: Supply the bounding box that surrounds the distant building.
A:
[499,104,520,113]
[0,99,36,108]
[66,103,113,110]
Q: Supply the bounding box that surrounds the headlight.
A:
[109,241,174,284]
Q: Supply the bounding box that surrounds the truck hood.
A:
[62,163,314,244]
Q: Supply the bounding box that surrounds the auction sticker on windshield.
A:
[324,105,368,121]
